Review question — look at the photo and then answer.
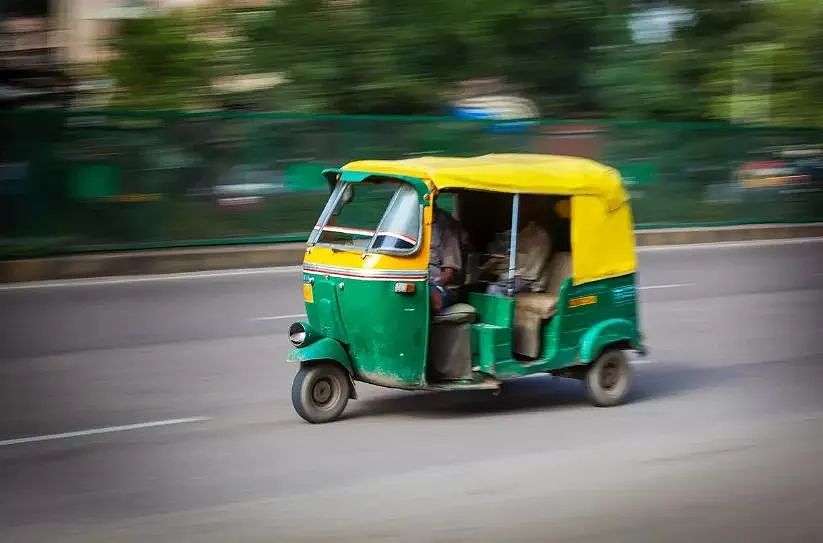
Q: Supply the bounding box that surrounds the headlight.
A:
[289,322,321,347]
[289,322,308,346]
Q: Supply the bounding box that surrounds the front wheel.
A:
[291,363,351,423]
[585,349,631,407]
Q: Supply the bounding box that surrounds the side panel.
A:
[300,201,433,389]
[463,275,641,379]
[303,271,429,387]
[305,276,348,342]
[556,273,640,365]
[468,293,514,327]
[335,275,429,387]
[467,293,514,375]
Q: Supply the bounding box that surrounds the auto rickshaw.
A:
[287,154,646,423]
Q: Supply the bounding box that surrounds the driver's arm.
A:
[438,231,462,286]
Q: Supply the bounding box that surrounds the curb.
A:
[633,222,823,246]
[2,223,822,283]
[0,243,307,283]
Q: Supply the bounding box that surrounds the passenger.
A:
[429,203,463,314]
[483,200,552,295]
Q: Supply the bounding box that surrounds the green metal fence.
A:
[1,110,821,259]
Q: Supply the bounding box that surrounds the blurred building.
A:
[1,0,270,108]
[1,2,58,107]
[52,0,270,65]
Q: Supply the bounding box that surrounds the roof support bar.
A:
[507,193,520,297]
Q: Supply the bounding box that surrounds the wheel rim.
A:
[311,375,341,409]
[599,359,623,391]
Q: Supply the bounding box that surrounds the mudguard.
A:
[579,318,640,364]
[286,337,354,374]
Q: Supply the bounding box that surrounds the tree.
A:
[107,12,217,110]
[244,0,625,115]
[704,0,823,127]
[244,0,450,113]
[586,1,756,122]
[102,0,821,127]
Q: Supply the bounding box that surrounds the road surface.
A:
[1,239,822,542]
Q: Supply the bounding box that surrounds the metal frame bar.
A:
[507,193,520,296]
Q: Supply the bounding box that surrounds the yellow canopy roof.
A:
[341,154,628,210]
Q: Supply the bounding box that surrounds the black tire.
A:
[585,349,631,407]
[291,363,351,424]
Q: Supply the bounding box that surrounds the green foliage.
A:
[107,14,214,110]
[704,0,823,127]
[103,1,821,126]
[244,0,621,115]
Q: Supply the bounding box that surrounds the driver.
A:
[429,203,463,314]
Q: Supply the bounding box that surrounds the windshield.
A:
[309,180,421,252]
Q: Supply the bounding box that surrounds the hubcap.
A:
[312,378,334,405]
[600,360,620,390]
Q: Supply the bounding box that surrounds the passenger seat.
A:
[513,252,572,358]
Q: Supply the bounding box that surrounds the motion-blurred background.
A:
[2,3,823,542]
[1,0,821,259]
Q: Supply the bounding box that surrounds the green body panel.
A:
[485,273,640,379]
[286,337,354,373]
[303,272,429,388]
[304,278,348,342]
[291,268,641,390]
[560,274,640,362]
[469,293,514,327]
[467,293,514,374]
[470,323,512,374]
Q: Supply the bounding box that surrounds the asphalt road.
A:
[1,239,822,542]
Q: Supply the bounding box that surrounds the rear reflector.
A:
[394,282,416,294]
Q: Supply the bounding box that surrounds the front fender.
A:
[579,318,639,364]
[287,337,354,374]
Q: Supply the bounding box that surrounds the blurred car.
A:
[211,165,286,208]
[737,160,806,190]
[737,147,822,193]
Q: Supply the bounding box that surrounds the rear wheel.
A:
[585,349,631,407]
[292,363,351,423]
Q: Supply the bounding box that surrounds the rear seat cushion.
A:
[432,302,477,324]
[514,292,558,319]
[515,251,569,319]
[513,293,558,357]
[513,252,571,358]
[536,251,572,294]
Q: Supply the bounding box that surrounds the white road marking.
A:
[639,283,693,290]
[251,313,306,321]
[0,417,211,447]
[631,358,658,365]
[0,267,302,291]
